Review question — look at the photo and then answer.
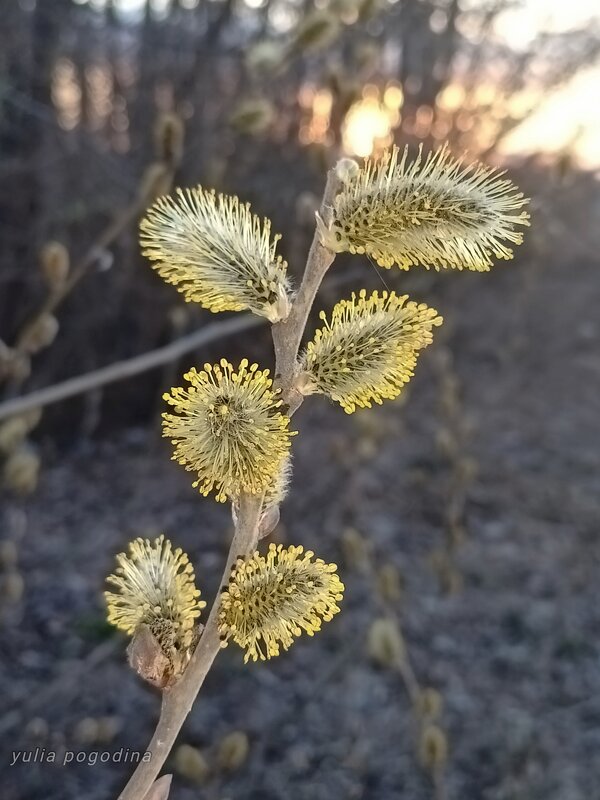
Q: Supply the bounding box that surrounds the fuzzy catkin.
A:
[105,535,205,649]
[218,544,344,662]
[140,187,290,321]
[163,359,296,502]
[300,289,442,413]
[321,143,529,271]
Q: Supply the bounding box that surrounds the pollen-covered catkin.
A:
[140,187,291,321]
[218,543,344,662]
[105,535,205,668]
[163,359,296,502]
[321,143,529,271]
[300,289,442,413]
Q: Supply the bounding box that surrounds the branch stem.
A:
[115,164,341,800]
[272,167,339,411]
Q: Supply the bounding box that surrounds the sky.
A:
[491,0,600,167]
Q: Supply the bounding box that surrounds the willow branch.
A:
[115,166,341,800]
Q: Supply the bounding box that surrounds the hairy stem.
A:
[116,165,341,800]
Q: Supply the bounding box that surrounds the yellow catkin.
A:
[230,99,275,135]
[40,241,70,287]
[291,10,340,53]
[419,725,448,771]
[140,187,290,321]
[2,447,40,495]
[367,617,405,669]
[217,731,250,772]
[218,543,344,662]
[321,143,529,271]
[163,359,296,502]
[153,112,184,167]
[301,289,442,413]
[105,535,205,662]
[174,745,210,784]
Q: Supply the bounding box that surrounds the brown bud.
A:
[419,725,448,772]
[436,427,457,459]
[441,377,460,415]
[217,731,249,772]
[341,527,371,572]
[3,446,40,496]
[417,688,444,721]
[291,11,340,53]
[174,744,210,785]
[377,563,403,602]
[139,163,174,205]
[367,618,405,669]
[95,716,122,744]
[23,407,43,432]
[230,99,275,136]
[457,457,478,483]
[358,0,381,21]
[258,504,280,539]
[73,717,101,745]
[154,112,185,168]
[40,241,70,288]
[1,570,25,603]
[127,624,172,689]
[0,417,29,455]
[0,540,18,568]
[246,41,286,75]
[2,352,31,383]
[0,408,40,453]
[20,314,59,355]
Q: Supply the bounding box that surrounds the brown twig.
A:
[0,315,263,423]
[0,262,370,425]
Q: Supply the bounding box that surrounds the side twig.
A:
[0,315,263,423]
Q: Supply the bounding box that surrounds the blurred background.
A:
[1,1,600,799]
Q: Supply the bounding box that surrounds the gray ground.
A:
[1,247,599,800]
